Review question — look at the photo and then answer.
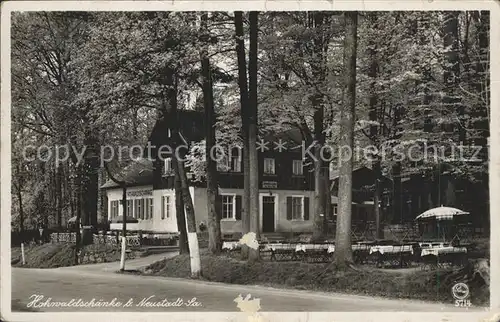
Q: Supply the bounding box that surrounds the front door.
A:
[262,196,275,233]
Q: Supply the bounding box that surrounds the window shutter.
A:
[217,195,223,219]
[304,197,310,220]
[235,195,242,220]
[286,197,292,220]
[161,197,165,219]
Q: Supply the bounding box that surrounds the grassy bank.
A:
[11,243,77,268]
[11,243,133,268]
[142,251,489,306]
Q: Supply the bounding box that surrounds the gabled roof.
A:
[101,158,154,189]
[148,110,205,150]
[261,128,305,148]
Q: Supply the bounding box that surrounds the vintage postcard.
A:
[1,1,499,322]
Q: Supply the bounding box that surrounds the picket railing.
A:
[50,231,178,248]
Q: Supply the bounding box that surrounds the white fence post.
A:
[21,243,26,265]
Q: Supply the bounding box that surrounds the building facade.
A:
[101,110,320,234]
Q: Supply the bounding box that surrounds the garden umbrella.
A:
[415,206,469,221]
[68,216,78,223]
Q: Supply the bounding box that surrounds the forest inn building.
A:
[101,111,319,234]
[101,109,482,236]
[102,110,477,235]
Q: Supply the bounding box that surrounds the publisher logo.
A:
[452,283,471,307]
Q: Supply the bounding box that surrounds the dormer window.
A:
[217,155,230,172]
[263,158,275,175]
[230,153,242,172]
[217,150,242,173]
[292,160,303,175]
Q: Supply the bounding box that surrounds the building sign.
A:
[262,181,277,189]
[127,189,153,197]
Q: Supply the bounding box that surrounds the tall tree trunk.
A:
[75,165,82,265]
[120,184,127,271]
[334,11,358,267]
[477,12,490,232]
[311,12,328,241]
[234,11,251,259]
[175,156,201,277]
[367,13,383,239]
[248,11,260,262]
[174,168,189,254]
[392,162,402,223]
[475,11,490,161]
[443,12,463,143]
[56,165,63,229]
[132,108,139,142]
[17,186,24,234]
[165,67,201,277]
[201,12,222,255]
[15,163,25,234]
[324,171,331,233]
[69,165,75,218]
[81,133,99,244]
[103,161,129,270]
[312,107,326,241]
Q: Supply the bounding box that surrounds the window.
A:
[143,198,153,220]
[110,201,119,218]
[149,198,154,219]
[231,154,242,172]
[135,199,145,219]
[333,205,338,216]
[164,158,172,175]
[263,158,275,175]
[292,160,303,175]
[291,196,303,220]
[221,195,236,220]
[162,196,171,219]
[126,200,133,218]
[217,155,230,172]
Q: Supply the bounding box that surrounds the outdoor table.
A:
[294,244,332,263]
[369,245,414,255]
[325,244,369,254]
[295,244,331,252]
[419,242,450,249]
[420,246,467,257]
[369,245,414,268]
[264,243,298,261]
[222,241,241,251]
[420,246,468,269]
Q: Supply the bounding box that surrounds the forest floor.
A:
[137,249,489,307]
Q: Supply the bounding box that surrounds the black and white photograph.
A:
[2,1,499,321]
